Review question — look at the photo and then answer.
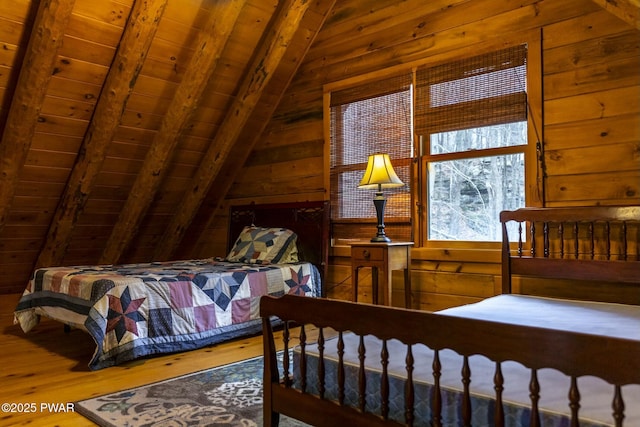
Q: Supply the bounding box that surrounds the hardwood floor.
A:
[0,293,299,426]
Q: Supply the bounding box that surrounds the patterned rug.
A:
[76,354,310,426]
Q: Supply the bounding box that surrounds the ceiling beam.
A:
[153,0,315,261]
[181,0,338,259]
[98,0,247,265]
[35,0,168,268]
[591,0,640,29]
[0,0,76,231]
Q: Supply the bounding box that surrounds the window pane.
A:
[428,153,525,241]
[430,122,526,155]
[329,74,412,226]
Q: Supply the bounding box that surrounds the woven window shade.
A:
[330,73,412,243]
[415,44,527,137]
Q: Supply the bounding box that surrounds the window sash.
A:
[416,44,528,138]
[417,44,529,243]
[329,73,413,243]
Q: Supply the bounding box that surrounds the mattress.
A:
[294,295,640,426]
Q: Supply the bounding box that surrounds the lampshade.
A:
[358,153,404,190]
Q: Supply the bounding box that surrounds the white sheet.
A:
[297,295,640,426]
[437,294,640,340]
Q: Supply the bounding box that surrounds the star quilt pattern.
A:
[225,226,298,264]
[14,258,321,369]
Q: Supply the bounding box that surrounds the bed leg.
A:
[264,411,280,427]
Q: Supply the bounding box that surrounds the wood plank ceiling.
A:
[0,0,635,294]
[0,0,336,293]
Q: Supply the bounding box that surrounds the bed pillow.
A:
[226,226,298,264]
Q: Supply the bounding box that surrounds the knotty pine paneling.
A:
[546,142,640,175]
[44,76,102,104]
[183,1,339,259]
[544,31,639,75]
[224,0,639,310]
[546,171,640,205]
[227,172,324,200]
[544,56,640,100]
[50,56,110,85]
[25,146,78,169]
[71,0,133,25]
[545,86,640,126]
[125,74,178,99]
[17,164,73,184]
[298,0,600,86]
[60,35,117,66]
[74,0,279,269]
[40,96,95,121]
[0,27,20,63]
[545,114,640,151]
[260,121,324,150]
[15,180,66,198]
[0,0,31,23]
[65,13,128,47]
[542,8,628,48]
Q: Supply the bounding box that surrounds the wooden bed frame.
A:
[500,206,640,301]
[260,206,640,427]
[16,201,331,369]
[228,201,330,295]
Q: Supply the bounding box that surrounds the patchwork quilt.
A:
[14,258,321,370]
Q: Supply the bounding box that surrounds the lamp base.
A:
[371,192,392,243]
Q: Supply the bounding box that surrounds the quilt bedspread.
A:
[14,258,321,370]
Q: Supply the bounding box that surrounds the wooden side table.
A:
[351,241,413,308]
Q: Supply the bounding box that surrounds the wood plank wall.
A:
[197,0,640,311]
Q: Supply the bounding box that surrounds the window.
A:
[327,41,539,246]
[329,74,413,243]
[416,45,530,242]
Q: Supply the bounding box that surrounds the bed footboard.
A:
[260,295,640,427]
[499,206,640,299]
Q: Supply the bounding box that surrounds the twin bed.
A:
[13,201,328,370]
[261,206,640,427]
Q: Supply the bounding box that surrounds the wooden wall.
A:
[0,0,336,295]
[198,0,640,310]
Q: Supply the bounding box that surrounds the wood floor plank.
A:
[0,293,301,426]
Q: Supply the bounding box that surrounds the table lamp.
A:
[358,153,404,242]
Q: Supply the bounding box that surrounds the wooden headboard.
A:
[228,201,330,294]
[500,206,640,303]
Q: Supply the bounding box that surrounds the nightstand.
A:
[351,241,413,308]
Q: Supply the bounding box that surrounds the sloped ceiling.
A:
[0,0,636,294]
[591,0,640,29]
[0,0,335,293]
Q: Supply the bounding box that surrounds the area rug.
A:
[76,354,310,426]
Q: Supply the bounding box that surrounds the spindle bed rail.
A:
[261,296,640,426]
[260,206,640,426]
[500,206,640,296]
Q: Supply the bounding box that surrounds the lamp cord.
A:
[513,48,546,206]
